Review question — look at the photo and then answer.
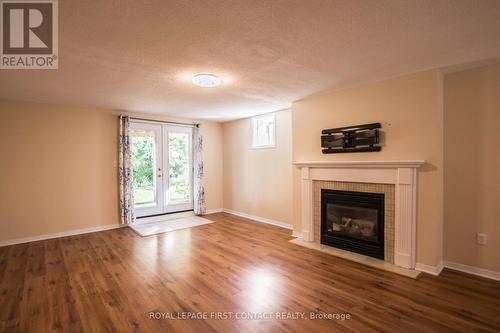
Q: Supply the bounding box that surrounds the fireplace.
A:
[321,189,385,260]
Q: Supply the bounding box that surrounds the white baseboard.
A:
[444,261,500,281]
[205,208,224,214]
[291,231,303,238]
[416,260,500,281]
[415,261,445,276]
[222,209,293,230]
[0,223,123,247]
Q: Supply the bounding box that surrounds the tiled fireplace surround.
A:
[313,181,395,263]
[294,160,424,270]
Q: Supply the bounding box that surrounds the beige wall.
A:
[0,99,223,242]
[444,62,500,272]
[292,70,444,266]
[222,110,293,225]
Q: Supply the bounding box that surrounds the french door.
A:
[130,121,193,217]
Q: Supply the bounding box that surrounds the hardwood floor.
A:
[1,212,499,332]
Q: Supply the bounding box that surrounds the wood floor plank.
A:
[0,212,499,332]
[0,244,29,332]
[43,239,84,333]
[19,242,49,333]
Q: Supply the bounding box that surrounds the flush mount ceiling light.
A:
[191,73,221,88]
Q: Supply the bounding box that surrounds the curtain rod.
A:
[128,116,198,127]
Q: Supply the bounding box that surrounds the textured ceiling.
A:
[1,0,500,121]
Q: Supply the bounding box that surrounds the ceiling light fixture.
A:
[191,73,221,88]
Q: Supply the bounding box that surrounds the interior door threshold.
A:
[135,210,194,225]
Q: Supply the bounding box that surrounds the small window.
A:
[252,114,276,148]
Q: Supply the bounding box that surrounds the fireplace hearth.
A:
[321,189,385,260]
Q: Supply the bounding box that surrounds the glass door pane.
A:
[164,126,193,212]
[130,123,163,217]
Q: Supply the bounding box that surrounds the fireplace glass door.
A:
[321,189,385,259]
[327,204,379,242]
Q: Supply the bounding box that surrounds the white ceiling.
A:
[1,0,500,121]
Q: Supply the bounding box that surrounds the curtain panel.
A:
[193,124,206,215]
[118,115,135,224]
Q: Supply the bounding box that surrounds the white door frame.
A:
[130,120,193,218]
[163,125,194,213]
[129,122,164,217]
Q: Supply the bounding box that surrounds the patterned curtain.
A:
[118,115,135,224]
[193,124,206,215]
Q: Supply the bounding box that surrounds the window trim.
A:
[251,113,276,149]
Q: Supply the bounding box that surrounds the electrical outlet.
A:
[476,233,487,245]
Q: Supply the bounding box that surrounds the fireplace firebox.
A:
[321,189,384,260]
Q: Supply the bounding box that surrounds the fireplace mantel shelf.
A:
[293,160,425,168]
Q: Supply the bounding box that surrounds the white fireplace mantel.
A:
[294,160,425,269]
[294,160,425,168]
